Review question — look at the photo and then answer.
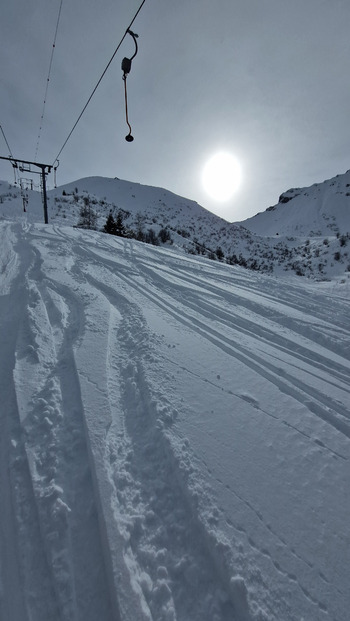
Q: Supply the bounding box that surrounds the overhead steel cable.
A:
[0,124,18,183]
[0,123,14,158]
[34,0,63,161]
[51,0,146,167]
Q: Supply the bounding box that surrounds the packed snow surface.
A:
[0,221,349,621]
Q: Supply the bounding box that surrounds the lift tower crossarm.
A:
[0,155,52,223]
[0,155,52,172]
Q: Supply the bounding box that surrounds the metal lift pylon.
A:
[0,155,52,223]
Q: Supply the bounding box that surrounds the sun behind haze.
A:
[201,152,242,203]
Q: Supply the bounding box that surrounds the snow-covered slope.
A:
[1,172,350,281]
[240,169,350,237]
[1,221,349,621]
[0,176,232,236]
[0,175,252,265]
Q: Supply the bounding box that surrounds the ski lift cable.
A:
[51,0,146,167]
[0,123,18,183]
[34,0,64,162]
[0,123,14,158]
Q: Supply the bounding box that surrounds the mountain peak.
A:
[240,169,350,237]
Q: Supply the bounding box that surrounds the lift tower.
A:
[0,156,52,223]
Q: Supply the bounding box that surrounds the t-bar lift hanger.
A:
[121,29,139,142]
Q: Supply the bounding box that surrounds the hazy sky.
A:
[1,0,350,221]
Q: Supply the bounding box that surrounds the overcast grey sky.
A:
[1,0,350,221]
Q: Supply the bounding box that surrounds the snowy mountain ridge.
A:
[241,169,350,237]
[1,169,350,281]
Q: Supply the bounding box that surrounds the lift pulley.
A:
[121,29,139,142]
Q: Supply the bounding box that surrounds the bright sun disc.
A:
[202,152,242,201]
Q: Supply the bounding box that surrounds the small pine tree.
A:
[145,228,159,245]
[135,212,145,240]
[115,210,126,237]
[216,246,225,261]
[104,212,117,235]
[77,198,97,230]
[158,228,172,243]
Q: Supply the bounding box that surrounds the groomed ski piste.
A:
[0,220,349,621]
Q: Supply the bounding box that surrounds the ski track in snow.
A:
[1,222,349,621]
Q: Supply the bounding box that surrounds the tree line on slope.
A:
[75,193,350,278]
[77,201,173,247]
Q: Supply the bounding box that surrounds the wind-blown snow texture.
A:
[1,212,349,620]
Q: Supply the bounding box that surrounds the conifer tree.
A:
[104,212,117,235]
[115,210,126,237]
[77,197,97,230]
